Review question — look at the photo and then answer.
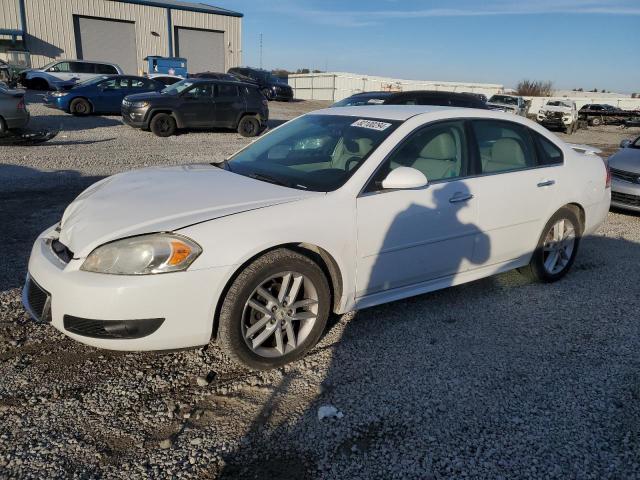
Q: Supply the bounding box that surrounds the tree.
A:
[516,79,553,96]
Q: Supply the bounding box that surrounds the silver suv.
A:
[21,59,123,91]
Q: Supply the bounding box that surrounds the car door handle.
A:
[537,180,556,187]
[449,193,474,203]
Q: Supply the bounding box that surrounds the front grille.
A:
[545,111,563,119]
[50,239,74,264]
[63,316,165,339]
[24,277,51,322]
[611,168,640,184]
[612,191,640,207]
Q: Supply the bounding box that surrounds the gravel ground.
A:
[1,96,640,479]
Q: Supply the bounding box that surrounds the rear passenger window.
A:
[96,64,118,74]
[471,120,536,174]
[535,134,564,165]
[217,84,239,97]
[130,79,147,89]
[70,62,95,74]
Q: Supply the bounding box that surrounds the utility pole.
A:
[259,33,263,69]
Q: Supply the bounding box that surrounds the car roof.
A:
[51,59,120,66]
[184,77,256,88]
[312,105,539,122]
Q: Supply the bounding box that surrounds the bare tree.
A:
[516,79,554,96]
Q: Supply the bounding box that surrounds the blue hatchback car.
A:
[44,75,165,116]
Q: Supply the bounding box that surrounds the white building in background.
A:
[288,72,505,102]
[0,0,242,74]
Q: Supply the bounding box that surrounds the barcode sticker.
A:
[351,119,392,131]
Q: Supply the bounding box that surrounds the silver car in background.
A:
[610,136,640,212]
[0,82,29,134]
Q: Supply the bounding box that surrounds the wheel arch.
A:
[211,242,344,339]
[564,202,586,235]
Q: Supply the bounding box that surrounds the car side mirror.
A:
[381,167,428,190]
[620,139,632,148]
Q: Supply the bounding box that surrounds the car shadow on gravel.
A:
[0,164,104,290]
[218,215,640,478]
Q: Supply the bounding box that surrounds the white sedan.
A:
[23,106,611,369]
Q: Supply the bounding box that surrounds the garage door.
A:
[175,27,225,74]
[74,16,138,74]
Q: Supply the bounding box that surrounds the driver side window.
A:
[367,121,468,192]
[185,84,213,98]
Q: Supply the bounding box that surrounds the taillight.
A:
[17,98,25,110]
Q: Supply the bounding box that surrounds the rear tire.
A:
[149,113,176,137]
[70,98,91,116]
[217,248,331,370]
[237,115,260,137]
[590,117,602,127]
[518,207,581,283]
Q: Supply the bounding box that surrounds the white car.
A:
[23,106,611,369]
[21,59,123,91]
[537,100,579,134]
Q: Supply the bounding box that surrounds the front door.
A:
[356,120,481,298]
[94,77,130,113]
[179,83,215,127]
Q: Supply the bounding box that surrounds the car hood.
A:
[124,91,166,102]
[58,164,320,257]
[609,148,640,173]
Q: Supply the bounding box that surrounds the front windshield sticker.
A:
[351,119,392,131]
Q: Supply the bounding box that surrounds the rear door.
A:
[214,83,244,127]
[179,82,215,127]
[466,119,560,267]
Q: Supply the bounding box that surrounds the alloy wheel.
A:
[542,219,576,275]
[242,272,319,358]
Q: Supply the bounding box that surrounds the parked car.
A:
[189,72,237,81]
[537,99,579,134]
[462,92,488,103]
[332,90,488,109]
[20,60,123,91]
[609,136,640,212]
[146,74,184,87]
[0,59,20,88]
[23,106,611,370]
[578,104,640,127]
[121,78,268,137]
[44,75,165,115]
[0,82,29,134]
[228,67,293,101]
[486,94,528,116]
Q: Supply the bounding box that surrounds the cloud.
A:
[277,0,640,27]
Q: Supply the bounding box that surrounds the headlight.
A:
[81,233,202,275]
[51,91,69,97]
[538,109,545,114]
[130,101,149,108]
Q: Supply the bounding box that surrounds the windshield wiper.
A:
[249,172,290,187]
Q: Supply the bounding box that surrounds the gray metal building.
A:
[0,0,242,74]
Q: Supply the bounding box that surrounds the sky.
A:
[208,0,640,93]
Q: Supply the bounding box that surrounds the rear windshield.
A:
[332,93,393,107]
[489,95,518,105]
[224,114,401,192]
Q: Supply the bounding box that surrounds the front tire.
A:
[149,113,176,137]
[70,98,91,116]
[237,115,260,137]
[217,249,331,370]
[518,207,581,283]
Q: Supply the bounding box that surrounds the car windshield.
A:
[489,95,518,105]
[332,93,392,107]
[223,115,401,192]
[72,75,110,88]
[162,79,194,95]
[547,101,571,108]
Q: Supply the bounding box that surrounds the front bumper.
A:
[121,106,149,128]
[23,225,235,351]
[611,178,640,212]
[43,95,69,112]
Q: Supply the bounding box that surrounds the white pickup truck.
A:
[537,99,579,134]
